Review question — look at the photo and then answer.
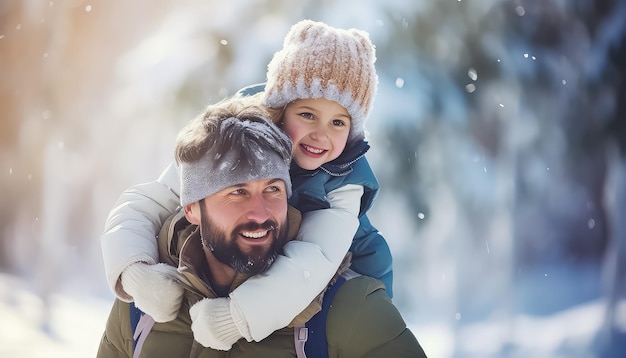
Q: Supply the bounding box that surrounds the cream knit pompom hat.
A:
[264,20,378,143]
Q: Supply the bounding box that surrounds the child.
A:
[100,19,393,350]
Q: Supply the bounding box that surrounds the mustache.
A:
[234,220,279,233]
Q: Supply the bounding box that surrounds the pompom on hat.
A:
[264,20,379,143]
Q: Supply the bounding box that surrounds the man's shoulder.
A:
[325,275,427,357]
[332,275,387,307]
[326,274,389,330]
[98,299,135,357]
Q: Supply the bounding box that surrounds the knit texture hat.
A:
[264,20,378,143]
[180,117,292,206]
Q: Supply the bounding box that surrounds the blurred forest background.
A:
[1,0,625,357]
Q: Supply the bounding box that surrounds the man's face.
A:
[198,178,289,275]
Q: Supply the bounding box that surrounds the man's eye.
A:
[230,189,246,195]
[265,186,280,193]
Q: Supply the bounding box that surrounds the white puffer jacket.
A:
[100,161,362,341]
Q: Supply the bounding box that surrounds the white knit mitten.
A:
[189,297,252,350]
[121,262,185,322]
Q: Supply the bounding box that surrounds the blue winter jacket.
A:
[238,83,394,297]
[289,136,394,297]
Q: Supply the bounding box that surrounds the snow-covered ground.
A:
[0,296,108,357]
[0,272,614,358]
[0,273,111,357]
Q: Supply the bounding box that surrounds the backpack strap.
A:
[130,302,143,348]
[294,325,308,358]
[130,302,156,358]
[293,275,348,358]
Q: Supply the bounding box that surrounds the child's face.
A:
[281,98,350,170]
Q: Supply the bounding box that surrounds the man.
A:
[97,96,427,357]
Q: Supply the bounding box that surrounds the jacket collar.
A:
[290,139,370,178]
[157,211,250,298]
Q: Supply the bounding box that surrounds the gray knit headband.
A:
[180,117,292,206]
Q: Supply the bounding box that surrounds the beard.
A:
[199,205,289,275]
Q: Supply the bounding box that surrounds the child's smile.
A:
[301,143,326,157]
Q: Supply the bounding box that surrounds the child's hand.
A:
[189,297,251,350]
[121,262,184,322]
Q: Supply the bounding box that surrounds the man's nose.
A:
[245,195,271,223]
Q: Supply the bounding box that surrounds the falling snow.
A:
[2,2,625,358]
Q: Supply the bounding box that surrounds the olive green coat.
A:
[97,209,427,357]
